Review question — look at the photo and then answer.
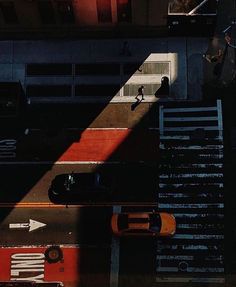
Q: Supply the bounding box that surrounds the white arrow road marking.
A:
[9,219,46,232]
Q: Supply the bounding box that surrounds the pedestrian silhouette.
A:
[135,85,144,100]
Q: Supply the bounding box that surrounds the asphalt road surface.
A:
[0,163,158,204]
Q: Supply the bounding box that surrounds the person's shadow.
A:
[155,76,169,98]
[131,98,142,111]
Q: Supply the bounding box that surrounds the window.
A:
[26,64,72,76]
[75,63,120,75]
[117,0,132,22]
[96,0,112,23]
[75,85,120,97]
[38,0,56,24]
[57,1,75,24]
[26,85,71,97]
[0,1,18,24]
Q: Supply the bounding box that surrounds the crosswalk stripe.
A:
[159,173,223,178]
[177,223,223,229]
[159,183,224,188]
[156,267,224,273]
[155,277,225,283]
[158,203,224,209]
[159,193,223,198]
[160,144,223,149]
[172,234,224,240]
[174,213,224,218]
[157,255,223,261]
[157,244,221,251]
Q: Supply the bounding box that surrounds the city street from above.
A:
[0,1,236,287]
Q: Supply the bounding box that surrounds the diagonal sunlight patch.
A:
[58,129,131,162]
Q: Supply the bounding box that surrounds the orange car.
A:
[111,212,176,237]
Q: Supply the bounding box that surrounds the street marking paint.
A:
[156,266,224,273]
[173,234,224,240]
[159,193,223,198]
[0,139,16,159]
[158,203,224,209]
[156,277,225,283]
[177,223,223,229]
[110,206,121,287]
[9,219,46,232]
[174,213,224,218]
[157,244,221,251]
[159,173,223,178]
[159,183,224,188]
[158,255,223,261]
[11,253,45,282]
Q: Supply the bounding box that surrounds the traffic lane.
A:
[119,237,157,287]
[0,128,159,162]
[0,163,157,203]
[0,245,110,287]
[0,206,112,246]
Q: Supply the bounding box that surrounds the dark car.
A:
[49,172,111,201]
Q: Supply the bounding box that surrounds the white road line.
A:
[159,173,223,178]
[162,153,224,158]
[158,203,224,209]
[160,163,223,168]
[156,266,224,273]
[160,144,223,150]
[177,223,223,229]
[156,277,225,283]
[157,244,220,250]
[159,193,223,198]
[173,234,224,240]
[159,183,224,188]
[158,255,194,260]
[110,206,121,287]
[160,135,190,140]
[174,213,224,218]
[157,255,223,261]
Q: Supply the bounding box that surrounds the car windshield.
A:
[118,214,128,230]
[149,213,161,232]
[64,173,98,189]
[64,174,75,191]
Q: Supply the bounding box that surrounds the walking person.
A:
[135,85,145,101]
